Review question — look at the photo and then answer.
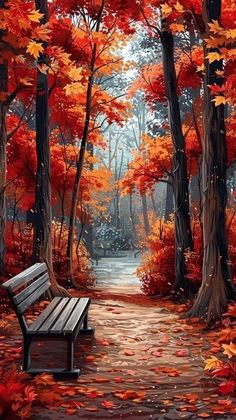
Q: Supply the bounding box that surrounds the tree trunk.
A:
[141,193,150,236]
[129,193,136,240]
[66,73,94,285]
[83,142,94,256]
[164,178,173,221]
[150,192,158,217]
[0,69,7,275]
[0,0,7,274]
[161,24,194,298]
[188,0,235,323]
[66,2,105,284]
[34,0,68,296]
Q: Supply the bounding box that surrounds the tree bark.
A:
[161,24,193,297]
[188,0,236,322]
[34,0,68,296]
[0,0,7,274]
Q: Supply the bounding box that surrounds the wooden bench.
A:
[1,263,94,378]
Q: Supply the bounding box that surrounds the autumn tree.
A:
[0,0,7,274]
[127,3,198,296]
[33,0,68,296]
[0,0,52,274]
[187,0,236,321]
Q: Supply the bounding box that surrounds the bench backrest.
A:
[2,263,50,333]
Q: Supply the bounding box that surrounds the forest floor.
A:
[1,256,236,419]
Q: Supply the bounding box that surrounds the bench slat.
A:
[50,298,79,333]
[17,281,50,314]
[38,298,70,333]
[13,273,49,305]
[63,298,90,333]
[28,297,62,332]
[2,263,47,293]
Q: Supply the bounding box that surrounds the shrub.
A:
[138,213,236,297]
[137,220,175,296]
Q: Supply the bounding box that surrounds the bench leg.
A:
[79,313,95,335]
[67,339,74,371]
[23,338,31,371]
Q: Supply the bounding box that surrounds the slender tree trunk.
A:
[83,142,94,256]
[161,24,193,297]
[66,3,107,283]
[66,1,105,284]
[188,0,235,322]
[0,71,7,275]
[0,0,7,274]
[34,0,68,296]
[164,178,174,221]
[66,73,94,284]
[141,193,150,236]
[150,192,158,217]
[129,193,136,240]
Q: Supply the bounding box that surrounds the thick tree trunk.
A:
[141,193,150,236]
[161,25,193,297]
[0,0,7,274]
[188,0,236,322]
[34,0,68,296]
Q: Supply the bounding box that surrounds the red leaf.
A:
[218,380,235,395]
[213,366,231,378]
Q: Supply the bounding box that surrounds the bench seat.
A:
[28,297,90,336]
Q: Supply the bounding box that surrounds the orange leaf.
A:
[26,41,44,59]
[222,342,236,358]
[101,400,114,409]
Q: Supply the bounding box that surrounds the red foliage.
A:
[1,221,93,290]
[137,220,175,296]
[138,213,236,296]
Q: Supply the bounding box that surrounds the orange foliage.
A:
[121,134,172,195]
[121,126,201,196]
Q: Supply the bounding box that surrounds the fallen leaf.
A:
[124,350,135,356]
[222,342,236,359]
[85,355,97,362]
[101,400,114,409]
[176,350,187,357]
[219,380,235,395]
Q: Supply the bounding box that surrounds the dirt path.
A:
[31,284,234,419]
[1,257,235,419]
